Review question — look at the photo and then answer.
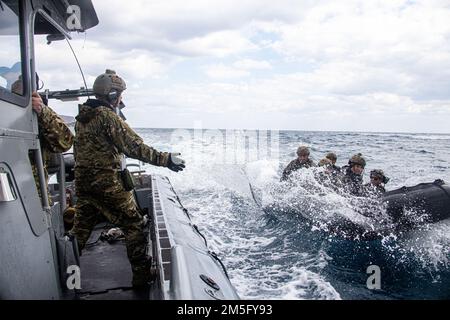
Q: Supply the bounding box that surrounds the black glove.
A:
[167,153,185,172]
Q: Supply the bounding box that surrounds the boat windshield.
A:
[0,0,23,96]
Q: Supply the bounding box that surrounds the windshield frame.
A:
[0,0,30,108]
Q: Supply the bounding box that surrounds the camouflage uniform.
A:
[281,158,316,181]
[325,152,341,175]
[29,105,74,202]
[364,169,388,196]
[339,154,367,196]
[329,164,341,175]
[70,99,171,286]
[12,76,73,202]
[341,165,365,196]
[316,158,343,190]
[364,183,386,196]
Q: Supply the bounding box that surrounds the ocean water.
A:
[135,129,450,300]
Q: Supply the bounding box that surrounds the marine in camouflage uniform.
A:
[316,158,343,191]
[281,146,316,181]
[12,77,74,202]
[364,169,389,196]
[325,152,341,175]
[32,99,74,201]
[69,70,184,287]
[341,153,366,196]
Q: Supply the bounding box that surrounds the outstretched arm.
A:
[105,112,170,167]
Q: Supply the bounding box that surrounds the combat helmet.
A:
[370,169,390,184]
[318,158,332,167]
[349,153,366,168]
[297,146,310,157]
[326,152,337,162]
[93,69,127,97]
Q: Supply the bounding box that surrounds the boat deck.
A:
[76,223,160,300]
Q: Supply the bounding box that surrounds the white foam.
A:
[137,129,450,299]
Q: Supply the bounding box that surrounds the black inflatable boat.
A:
[382,179,450,226]
[312,179,450,241]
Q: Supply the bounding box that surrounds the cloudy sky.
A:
[34,0,450,133]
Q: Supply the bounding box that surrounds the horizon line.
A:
[133,127,450,135]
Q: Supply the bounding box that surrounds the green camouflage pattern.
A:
[74,103,170,170]
[30,105,74,201]
[281,158,316,181]
[315,169,344,192]
[342,166,365,196]
[71,169,150,285]
[38,105,74,154]
[71,100,171,285]
[364,182,386,195]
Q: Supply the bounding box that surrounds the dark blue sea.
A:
[136,129,450,300]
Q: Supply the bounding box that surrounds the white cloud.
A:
[203,59,272,79]
[176,30,257,57]
[203,64,250,80]
[34,37,169,91]
[269,0,450,100]
[113,79,450,132]
[233,59,272,70]
[88,0,311,57]
[25,0,450,133]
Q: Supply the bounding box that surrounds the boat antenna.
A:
[66,37,90,99]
